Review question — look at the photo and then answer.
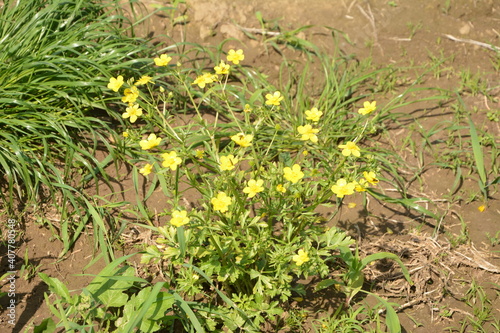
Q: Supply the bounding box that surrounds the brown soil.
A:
[1,0,499,332]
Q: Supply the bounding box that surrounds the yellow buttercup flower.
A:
[331,178,356,198]
[122,131,129,138]
[211,192,232,213]
[478,205,486,212]
[195,149,205,159]
[170,210,189,227]
[276,184,287,193]
[363,171,379,185]
[354,179,368,192]
[107,75,124,92]
[139,133,161,150]
[297,124,319,143]
[226,49,244,64]
[122,86,139,104]
[243,179,264,198]
[135,75,153,86]
[265,91,284,106]
[292,249,310,266]
[122,104,143,123]
[154,54,172,66]
[219,155,239,171]
[243,104,252,113]
[214,60,230,75]
[161,151,182,170]
[192,73,218,88]
[358,101,377,115]
[139,163,153,176]
[283,164,304,184]
[338,141,361,157]
[231,133,253,147]
[305,107,323,122]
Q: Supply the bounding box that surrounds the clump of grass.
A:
[0,0,161,255]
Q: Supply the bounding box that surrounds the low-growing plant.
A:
[37,254,185,332]
[101,43,413,331]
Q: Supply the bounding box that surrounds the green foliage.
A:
[0,0,158,256]
[316,247,412,333]
[99,40,418,330]
[37,255,177,332]
[2,2,436,330]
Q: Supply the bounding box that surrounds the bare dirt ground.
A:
[1,0,499,332]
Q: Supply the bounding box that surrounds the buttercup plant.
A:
[105,48,408,331]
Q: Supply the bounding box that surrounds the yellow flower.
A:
[331,178,356,198]
[122,104,143,123]
[243,179,264,198]
[195,149,205,159]
[139,163,153,176]
[358,101,377,115]
[231,133,253,147]
[354,179,368,192]
[478,205,486,212]
[107,75,124,92]
[347,202,357,208]
[214,60,230,75]
[305,107,323,122]
[297,124,319,143]
[283,164,304,184]
[292,249,310,266]
[139,133,162,150]
[192,73,218,88]
[122,86,139,104]
[265,91,284,106]
[363,171,379,185]
[276,184,287,193]
[243,104,252,113]
[219,155,239,171]
[154,54,172,66]
[170,210,189,227]
[211,192,232,213]
[135,75,153,86]
[161,151,182,170]
[338,141,361,157]
[122,131,129,138]
[227,49,245,64]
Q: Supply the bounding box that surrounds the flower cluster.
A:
[189,49,243,90]
[107,73,155,125]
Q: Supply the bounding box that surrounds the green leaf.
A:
[173,292,206,333]
[361,252,413,285]
[468,116,487,186]
[38,273,71,301]
[366,292,401,333]
[177,226,186,259]
[87,267,135,307]
[34,318,56,333]
[121,283,174,333]
[315,278,343,292]
[368,189,440,221]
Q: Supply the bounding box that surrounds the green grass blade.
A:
[173,292,206,333]
[468,115,487,189]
